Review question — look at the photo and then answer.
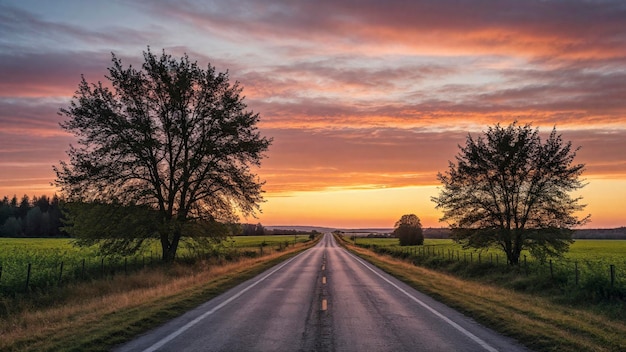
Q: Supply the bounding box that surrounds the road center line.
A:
[347,251,499,352]
[141,250,309,352]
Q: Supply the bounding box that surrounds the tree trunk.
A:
[507,251,519,265]
[160,229,181,262]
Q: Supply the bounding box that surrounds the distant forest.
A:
[0,194,313,238]
[0,194,65,237]
[1,194,624,239]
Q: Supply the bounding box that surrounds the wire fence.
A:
[0,240,304,296]
[356,242,625,300]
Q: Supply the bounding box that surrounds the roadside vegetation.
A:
[0,235,320,351]
[350,236,626,313]
[338,235,626,351]
[0,235,312,299]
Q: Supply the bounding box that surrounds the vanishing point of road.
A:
[115,233,529,352]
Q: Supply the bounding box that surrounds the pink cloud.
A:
[148,0,626,60]
[258,126,626,194]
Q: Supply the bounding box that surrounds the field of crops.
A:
[354,237,626,263]
[350,236,626,301]
[0,235,311,295]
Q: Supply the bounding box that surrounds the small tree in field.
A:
[55,48,271,261]
[432,122,588,265]
[393,214,424,246]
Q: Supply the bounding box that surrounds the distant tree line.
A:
[0,194,66,237]
[237,223,320,236]
[0,194,325,239]
[239,223,267,236]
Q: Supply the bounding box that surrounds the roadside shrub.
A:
[241,250,258,258]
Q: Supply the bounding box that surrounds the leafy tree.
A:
[34,194,51,213]
[254,222,265,236]
[0,196,13,226]
[63,201,161,255]
[432,122,588,265]
[17,195,30,219]
[48,194,65,237]
[0,217,21,237]
[240,223,256,236]
[393,214,424,246]
[25,206,43,237]
[55,48,272,261]
[9,195,18,209]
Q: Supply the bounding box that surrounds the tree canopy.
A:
[393,214,424,246]
[432,122,588,265]
[55,48,271,261]
[0,194,64,237]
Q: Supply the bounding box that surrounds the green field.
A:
[350,236,626,305]
[355,237,626,263]
[0,235,311,295]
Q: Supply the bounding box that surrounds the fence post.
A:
[478,253,481,264]
[549,260,553,280]
[524,255,528,275]
[610,265,615,287]
[25,263,31,291]
[575,262,579,285]
[470,252,473,263]
[101,258,104,275]
[58,261,64,285]
[82,259,86,278]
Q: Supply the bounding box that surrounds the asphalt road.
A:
[115,234,529,352]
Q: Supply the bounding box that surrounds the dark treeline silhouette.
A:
[239,223,266,236]
[0,194,66,237]
[237,223,319,236]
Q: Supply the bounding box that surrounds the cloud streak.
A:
[1,0,625,226]
[151,0,626,60]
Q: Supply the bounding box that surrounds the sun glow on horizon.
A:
[254,185,446,229]
[1,1,626,230]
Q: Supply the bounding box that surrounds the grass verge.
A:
[339,237,626,352]
[0,240,317,352]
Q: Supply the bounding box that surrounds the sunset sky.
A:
[1,0,625,229]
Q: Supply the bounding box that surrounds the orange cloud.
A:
[257,126,626,196]
[2,1,625,228]
[154,0,626,61]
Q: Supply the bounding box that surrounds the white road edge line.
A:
[141,250,308,352]
[347,251,499,352]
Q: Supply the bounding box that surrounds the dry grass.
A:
[343,241,626,352]
[0,241,316,352]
